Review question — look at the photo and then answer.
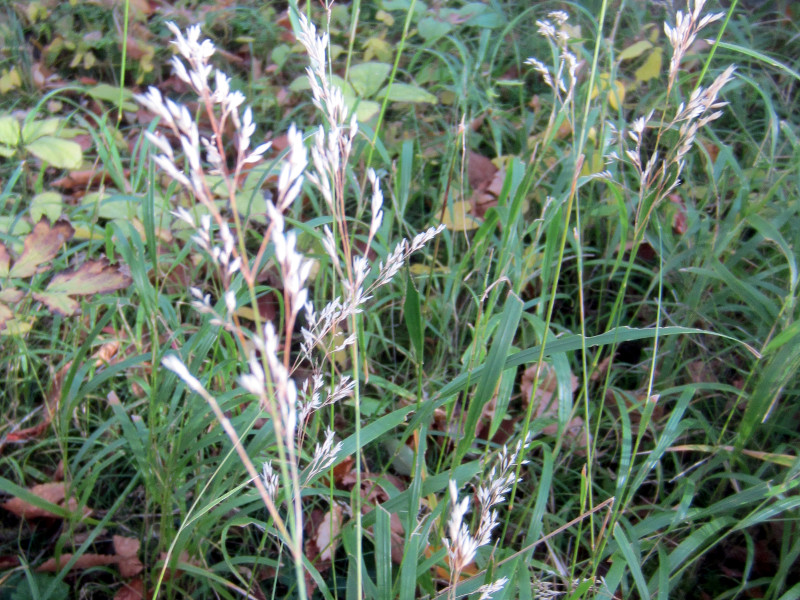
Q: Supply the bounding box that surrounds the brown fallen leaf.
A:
[2,361,69,446]
[1,482,89,520]
[8,219,75,279]
[315,504,343,563]
[37,552,118,573]
[114,535,143,578]
[114,577,144,600]
[34,258,132,316]
[521,362,587,448]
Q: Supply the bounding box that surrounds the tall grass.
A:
[1,0,798,598]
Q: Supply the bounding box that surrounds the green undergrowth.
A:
[1,0,799,599]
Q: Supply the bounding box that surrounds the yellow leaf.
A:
[590,74,626,111]
[440,200,480,231]
[376,9,394,26]
[635,47,663,83]
[0,68,22,94]
[618,40,652,62]
[409,263,449,275]
[580,151,606,176]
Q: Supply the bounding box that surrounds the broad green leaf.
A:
[22,117,61,142]
[354,99,381,122]
[25,136,83,169]
[349,62,391,97]
[377,82,437,104]
[9,219,74,279]
[271,44,291,69]
[418,17,452,42]
[382,0,427,13]
[635,47,663,82]
[440,200,480,231]
[0,144,15,158]
[36,259,132,316]
[618,39,653,61]
[0,115,20,146]
[31,191,63,223]
[85,83,138,112]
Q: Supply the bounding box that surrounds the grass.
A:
[1,0,799,599]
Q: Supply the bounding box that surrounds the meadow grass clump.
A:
[1,0,798,598]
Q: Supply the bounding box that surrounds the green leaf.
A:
[354,100,381,122]
[9,219,74,279]
[417,17,452,42]
[25,136,83,169]
[349,62,392,97]
[0,115,20,146]
[377,82,437,104]
[31,191,63,223]
[85,83,138,112]
[22,117,61,142]
[456,292,523,462]
[35,258,132,316]
[404,274,424,359]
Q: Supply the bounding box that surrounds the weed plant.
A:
[0,0,798,599]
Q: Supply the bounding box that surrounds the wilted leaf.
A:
[37,553,118,573]
[114,535,143,577]
[35,259,132,316]
[0,242,9,277]
[31,191,63,223]
[0,317,33,336]
[618,40,653,62]
[114,578,144,600]
[1,482,81,519]
[440,200,480,231]
[0,115,20,146]
[376,82,437,104]
[315,505,343,562]
[0,302,12,330]
[25,136,83,169]
[467,151,498,191]
[634,47,663,83]
[349,62,391,97]
[9,219,74,279]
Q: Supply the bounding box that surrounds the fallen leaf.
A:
[467,151,497,191]
[0,555,21,569]
[37,553,118,572]
[315,504,343,562]
[521,362,586,447]
[114,578,144,600]
[3,361,69,445]
[1,482,86,520]
[440,200,480,231]
[9,219,75,279]
[35,259,132,316]
[114,535,143,577]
